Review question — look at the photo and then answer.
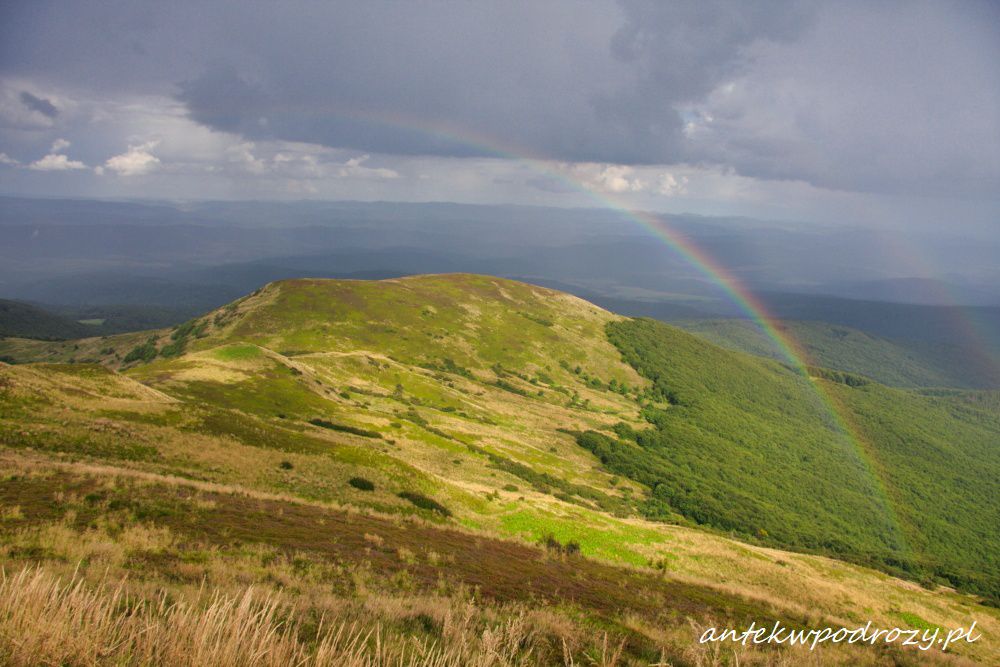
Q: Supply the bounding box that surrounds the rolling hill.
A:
[1,274,998,664]
[0,298,92,340]
[0,298,199,341]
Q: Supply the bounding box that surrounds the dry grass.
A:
[0,457,987,665]
[0,566,615,667]
[1,566,970,667]
[1,452,996,664]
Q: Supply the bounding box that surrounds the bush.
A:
[348,477,375,492]
[397,491,451,517]
[279,460,293,470]
[540,534,581,557]
[159,338,186,358]
[494,379,529,396]
[402,409,427,427]
[309,419,382,439]
[123,337,158,364]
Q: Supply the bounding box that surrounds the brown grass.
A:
[0,566,623,666]
[1,460,985,665]
[1,566,971,667]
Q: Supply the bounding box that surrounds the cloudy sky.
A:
[0,0,997,228]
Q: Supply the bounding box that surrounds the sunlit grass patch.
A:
[499,507,664,566]
[210,343,263,361]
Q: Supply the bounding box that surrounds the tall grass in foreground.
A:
[0,566,624,666]
[0,565,966,666]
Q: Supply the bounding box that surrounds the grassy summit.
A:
[1,274,998,664]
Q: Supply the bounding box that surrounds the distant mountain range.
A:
[3,196,997,309]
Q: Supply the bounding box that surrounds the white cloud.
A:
[562,163,690,196]
[29,153,87,171]
[567,163,646,194]
[336,155,399,180]
[266,150,400,182]
[225,141,267,174]
[0,152,19,166]
[102,141,160,176]
[657,173,689,196]
[50,138,71,152]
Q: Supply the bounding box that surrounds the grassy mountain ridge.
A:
[2,274,998,664]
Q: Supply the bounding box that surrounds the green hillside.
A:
[675,318,1000,389]
[2,274,998,664]
[0,298,91,340]
[577,318,1000,600]
[0,299,198,340]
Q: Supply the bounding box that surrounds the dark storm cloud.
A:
[175,65,489,159]
[0,0,815,165]
[603,0,812,123]
[169,1,660,163]
[19,91,58,118]
[679,1,1000,196]
[173,1,813,165]
[0,0,997,196]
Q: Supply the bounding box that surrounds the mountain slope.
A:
[0,298,91,340]
[578,317,1000,599]
[1,274,998,663]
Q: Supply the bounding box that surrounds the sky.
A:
[0,0,998,230]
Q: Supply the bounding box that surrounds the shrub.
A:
[520,312,553,327]
[494,379,528,396]
[348,477,375,492]
[542,534,562,552]
[159,338,186,358]
[402,409,427,427]
[123,337,158,364]
[309,419,382,439]
[438,357,473,378]
[540,534,581,557]
[279,460,293,470]
[397,491,451,517]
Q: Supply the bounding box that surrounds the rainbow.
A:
[285,105,934,550]
[870,228,1000,379]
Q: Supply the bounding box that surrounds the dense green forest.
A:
[576,318,1000,601]
[0,299,197,340]
[0,299,91,340]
